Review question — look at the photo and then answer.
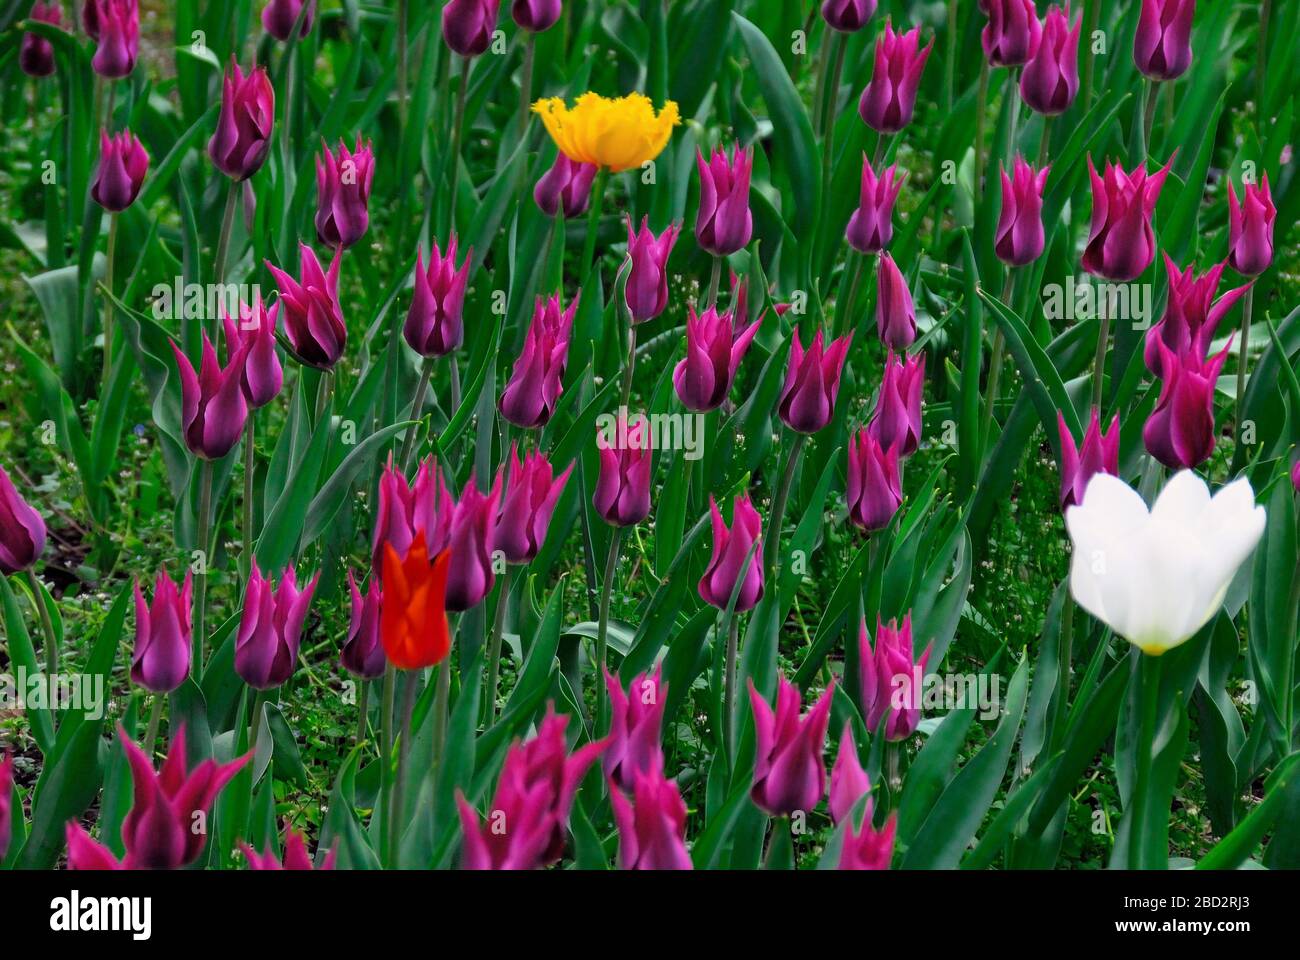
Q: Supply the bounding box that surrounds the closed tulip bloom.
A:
[610,767,693,870]
[236,563,318,690]
[341,571,385,679]
[594,413,653,527]
[1143,340,1232,471]
[222,297,283,410]
[445,472,502,612]
[625,216,681,323]
[1057,407,1120,511]
[698,494,764,612]
[673,303,760,412]
[777,329,853,434]
[443,0,501,56]
[131,571,192,694]
[867,351,925,458]
[847,429,903,533]
[748,676,834,818]
[604,666,668,793]
[846,156,905,254]
[86,0,137,77]
[876,252,916,350]
[995,158,1049,266]
[860,613,931,741]
[1144,255,1251,376]
[1020,4,1081,115]
[1082,156,1172,282]
[266,243,347,369]
[241,829,336,870]
[371,455,455,571]
[695,144,753,257]
[495,444,573,565]
[263,0,316,41]
[405,235,471,357]
[512,0,561,32]
[534,152,598,219]
[1066,471,1265,655]
[209,61,275,181]
[0,753,12,862]
[730,270,792,328]
[380,533,453,670]
[20,2,61,78]
[821,0,876,32]
[171,333,250,460]
[499,292,578,429]
[858,20,934,135]
[828,723,871,825]
[65,822,124,870]
[1227,174,1277,277]
[91,129,149,213]
[315,137,374,250]
[981,0,1041,68]
[534,93,680,173]
[0,465,46,575]
[1134,0,1195,81]
[838,804,897,870]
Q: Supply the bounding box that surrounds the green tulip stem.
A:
[705,255,723,312]
[1129,652,1163,869]
[1004,69,1020,165]
[212,180,239,335]
[974,61,991,206]
[1037,115,1054,169]
[389,671,417,869]
[102,213,118,385]
[1091,284,1113,412]
[765,432,807,582]
[518,35,535,137]
[596,525,625,734]
[982,269,1017,456]
[432,655,452,772]
[820,31,848,204]
[143,694,164,761]
[581,167,609,283]
[723,613,740,759]
[1141,78,1158,159]
[1235,286,1255,442]
[355,680,370,750]
[194,458,214,682]
[26,568,58,676]
[447,57,471,235]
[486,566,513,722]
[242,416,256,557]
[1082,0,1102,113]
[945,0,958,111]
[400,356,435,472]
[379,663,396,866]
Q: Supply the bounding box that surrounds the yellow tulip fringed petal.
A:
[533,93,681,173]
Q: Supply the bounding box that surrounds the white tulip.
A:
[1064,470,1266,655]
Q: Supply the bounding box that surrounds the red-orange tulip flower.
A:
[380,533,452,670]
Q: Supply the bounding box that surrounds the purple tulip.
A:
[495,443,573,565]
[20,2,61,78]
[405,234,471,357]
[847,428,903,533]
[672,303,761,412]
[777,329,853,434]
[876,252,917,350]
[91,128,149,213]
[698,494,764,612]
[1143,339,1232,470]
[242,829,336,870]
[315,137,375,250]
[828,722,871,825]
[1134,0,1196,81]
[499,292,578,429]
[512,0,561,32]
[262,0,316,41]
[444,471,502,612]
[235,562,319,690]
[534,152,598,219]
[858,19,934,135]
[1082,156,1172,282]
[86,0,138,78]
[208,61,275,182]
[981,0,1041,68]
[1228,174,1277,277]
[1020,4,1081,116]
[821,0,876,33]
[995,157,1049,267]
[0,752,13,863]
[624,216,680,323]
[695,144,753,257]
[838,804,897,869]
[593,412,653,527]
[171,332,251,460]
[610,767,693,870]
[130,570,193,694]
[0,465,47,576]
[266,243,347,369]
[341,571,386,679]
[867,350,925,458]
[457,706,607,869]
[604,665,668,793]
[748,675,834,818]
[1145,255,1251,376]
[443,0,501,57]
[860,613,931,741]
[846,156,905,254]
[1057,407,1120,511]
[371,455,454,571]
[222,297,283,410]
[1292,459,1300,495]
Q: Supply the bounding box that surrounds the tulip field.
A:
[1,0,1299,883]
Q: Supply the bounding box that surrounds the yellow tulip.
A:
[533,92,681,173]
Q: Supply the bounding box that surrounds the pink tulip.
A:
[672,303,761,413]
[981,0,1042,68]
[512,0,562,33]
[777,329,853,434]
[315,137,375,250]
[1020,4,1081,116]
[235,562,319,690]
[0,465,46,576]
[371,455,454,572]
[1082,155,1172,282]
[748,676,834,818]
[594,412,653,527]
[405,234,472,358]
[821,0,876,33]
[222,297,283,410]
[20,2,61,78]
[171,333,251,460]
[625,216,680,323]
[838,803,897,869]
[1145,255,1251,375]
[91,129,149,213]
[341,571,385,679]
[241,829,336,869]
[698,494,764,612]
[266,243,347,369]
[1143,340,1232,470]
[1057,407,1120,511]
[1227,174,1277,277]
[534,152,598,219]
[499,292,578,429]
[876,252,917,350]
[859,614,931,741]
[209,61,275,182]
[995,157,1049,267]
[494,444,573,565]
[846,156,905,254]
[610,767,693,870]
[87,0,138,78]
[443,0,501,57]
[858,19,934,134]
[131,570,193,694]
[604,665,668,793]
[444,472,502,612]
[1134,0,1196,81]
[847,428,903,533]
[262,0,316,41]
[867,351,925,458]
[695,144,753,257]
[828,722,871,825]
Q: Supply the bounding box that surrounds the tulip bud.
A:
[604,666,668,793]
[624,216,681,323]
[0,752,13,863]
[748,676,833,818]
[695,144,753,257]
[263,0,316,41]
[495,444,573,565]
[242,829,335,870]
[404,234,472,357]
[443,0,501,57]
[610,767,693,870]
[91,129,149,213]
[876,252,917,350]
[838,804,897,869]
[266,243,347,369]
[20,2,61,78]
[1082,155,1172,282]
[512,0,561,32]
[499,292,578,429]
[1057,407,1120,512]
[981,0,1042,68]
[1227,174,1277,277]
[698,494,764,612]
[778,329,853,434]
[594,413,653,527]
[673,303,761,412]
[534,152,598,219]
[828,723,871,825]
[821,0,876,33]
[846,156,905,254]
[1145,255,1250,376]
[445,472,502,612]
[995,157,1049,267]
[87,0,138,78]
[131,570,193,694]
[222,297,283,410]
[1134,0,1195,81]
[1020,4,1081,116]
[235,562,319,690]
[0,465,47,576]
[860,614,931,740]
[315,137,374,250]
[371,455,454,572]
[341,571,386,679]
[858,19,934,135]
[847,429,904,533]
[171,333,251,460]
[867,351,925,458]
[209,61,275,182]
[381,533,453,670]
[1142,340,1231,471]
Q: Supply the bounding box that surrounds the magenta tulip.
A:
[0,752,13,862]
[1082,156,1172,282]
[131,570,193,694]
[698,494,764,612]
[20,2,61,78]
[672,303,761,412]
[1143,340,1232,470]
[876,252,917,350]
[512,0,561,32]
[235,562,319,690]
[867,350,925,458]
[695,144,753,257]
[534,152,598,219]
[171,333,250,460]
[610,767,693,870]
[846,156,905,254]
[1292,459,1300,495]
[838,804,897,869]
[604,665,668,793]
[315,137,375,250]
[208,61,275,182]
[341,571,385,679]
[262,0,316,41]
[1227,174,1277,277]
[828,722,871,825]
[821,0,876,33]
[593,413,653,527]
[495,444,573,565]
[499,292,578,429]
[444,471,502,612]
[266,243,347,369]
[1020,4,1081,116]
[443,0,501,57]
[1134,0,1195,81]
[860,613,931,741]
[241,829,336,870]
[748,676,834,818]
[222,297,283,410]
[1057,407,1120,511]
[858,20,934,135]
[91,129,149,213]
[847,428,903,533]
[995,157,1049,267]
[86,0,137,78]
[405,234,472,358]
[981,0,1041,68]
[1145,255,1251,376]
[625,216,681,323]
[777,329,853,434]
[0,465,46,575]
